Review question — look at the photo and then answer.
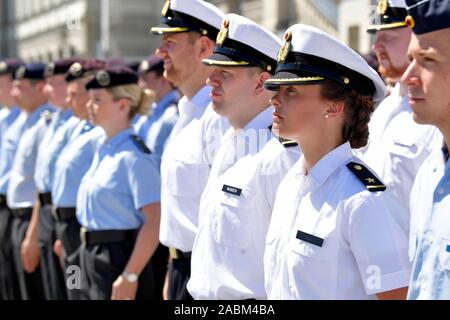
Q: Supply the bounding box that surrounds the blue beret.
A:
[138,55,164,75]
[45,58,83,77]
[0,58,24,77]
[85,66,139,89]
[405,0,450,34]
[15,63,47,80]
[65,59,106,82]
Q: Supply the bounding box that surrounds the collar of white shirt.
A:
[298,141,353,187]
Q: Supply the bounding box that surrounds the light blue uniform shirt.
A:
[34,108,76,192]
[139,90,179,169]
[6,104,55,208]
[408,146,450,299]
[0,106,20,150]
[131,114,147,139]
[52,125,104,208]
[76,128,161,230]
[0,107,25,194]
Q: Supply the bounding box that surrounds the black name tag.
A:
[296,230,324,247]
[222,184,242,196]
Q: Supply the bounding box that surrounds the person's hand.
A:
[21,236,40,273]
[111,275,138,300]
[163,272,169,300]
[53,239,64,268]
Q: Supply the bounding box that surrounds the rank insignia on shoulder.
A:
[131,134,151,154]
[222,184,242,196]
[269,125,298,148]
[346,162,386,192]
[41,110,52,124]
[281,139,298,148]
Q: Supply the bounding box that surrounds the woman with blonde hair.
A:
[76,66,160,300]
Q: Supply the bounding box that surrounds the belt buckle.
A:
[80,227,88,245]
[169,247,179,259]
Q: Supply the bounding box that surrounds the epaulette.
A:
[131,134,151,154]
[41,110,53,125]
[268,125,298,148]
[280,138,298,148]
[346,162,386,192]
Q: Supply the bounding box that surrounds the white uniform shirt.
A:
[159,86,229,252]
[359,83,442,212]
[265,142,411,299]
[188,108,299,300]
[407,147,450,299]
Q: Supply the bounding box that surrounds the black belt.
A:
[0,194,7,207]
[80,227,138,246]
[169,247,192,259]
[38,192,53,206]
[10,208,33,219]
[52,207,76,221]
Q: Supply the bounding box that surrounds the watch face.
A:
[124,272,138,282]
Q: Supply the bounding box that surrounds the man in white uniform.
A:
[187,14,301,300]
[151,0,229,300]
[360,0,442,212]
[402,0,450,300]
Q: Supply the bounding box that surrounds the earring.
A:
[324,114,329,118]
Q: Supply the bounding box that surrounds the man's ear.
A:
[198,36,215,60]
[324,100,345,118]
[254,71,271,96]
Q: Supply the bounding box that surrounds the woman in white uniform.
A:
[263,24,411,300]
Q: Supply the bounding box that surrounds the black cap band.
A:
[208,37,277,73]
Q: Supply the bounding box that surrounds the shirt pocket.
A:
[390,138,425,159]
[438,237,450,271]
[211,186,253,249]
[167,157,209,198]
[288,230,331,261]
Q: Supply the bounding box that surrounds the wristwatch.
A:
[122,271,139,283]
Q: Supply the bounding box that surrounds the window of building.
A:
[348,25,360,52]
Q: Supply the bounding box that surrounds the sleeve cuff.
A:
[364,269,411,295]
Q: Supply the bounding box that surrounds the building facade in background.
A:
[13,0,161,62]
[338,0,375,54]
[0,0,17,57]
[1,0,374,62]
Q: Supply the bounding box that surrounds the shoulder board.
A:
[346,162,386,192]
[41,110,53,124]
[280,139,298,148]
[268,125,298,148]
[131,134,151,154]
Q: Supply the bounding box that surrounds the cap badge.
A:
[45,63,55,77]
[0,62,7,73]
[15,66,26,79]
[216,19,229,45]
[377,0,388,15]
[161,0,170,17]
[405,15,415,29]
[139,60,149,74]
[69,62,83,77]
[96,70,111,87]
[277,31,292,64]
